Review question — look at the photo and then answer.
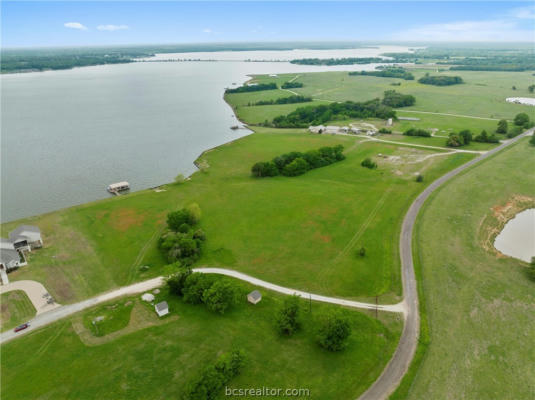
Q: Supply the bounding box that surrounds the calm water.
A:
[1,46,411,222]
[494,209,535,263]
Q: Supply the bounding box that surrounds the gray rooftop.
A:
[248,290,262,300]
[0,248,21,265]
[155,301,168,311]
[0,238,15,250]
[9,225,41,241]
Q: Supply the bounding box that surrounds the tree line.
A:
[252,95,311,106]
[417,74,464,86]
[281,81,304,89]
[290,57,386,66]
[225,82,277,93]
[349,67,415,80]
[403,128,431,137]
[252,145,345,178]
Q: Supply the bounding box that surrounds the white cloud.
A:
[509,5,535,20]
[202,28,213,34]
[64,22,88,31]
[97,24,129,31]
[394,19,531,42]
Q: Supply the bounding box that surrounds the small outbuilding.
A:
[247,290,262,305]
[155,301,169,317]
[8,225,43,251]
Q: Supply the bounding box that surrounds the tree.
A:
[183,273,214,304]
[459,129,473,145]
[514,113,529,126]
[496,119,508,134]
[167,267,192,296]
[446,134,462,147]
[512,85,516,90]
[474,130,489,143]
[282,157,310,177]
[186,203,202,225]
[530,134,535,146]
[276,295,301,335]
[529,85,535,93]
[251,161,279,177]
[174,173,185,184]
[167,209,196,231]
[416,174,424,182]
[315,311,352,351]
[202,280,239,314]
[358,247,366,257]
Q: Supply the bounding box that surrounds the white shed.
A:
[247,290,262,305]
[155,301,169,317]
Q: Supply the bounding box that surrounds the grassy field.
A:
[249,69,535,120]
[404,138,535,399]
[0,291,36,332]
[1,131,474,304]
[1,277,403,400]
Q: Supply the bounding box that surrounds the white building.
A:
[8,225,43,251]
[308,125,326,134]
[155,301,169,317]
[247,290,262,305]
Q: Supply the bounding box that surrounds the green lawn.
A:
[0,291,36,332]
[404,138,535,399]
[1,277,403,400]
[2,132,474,304]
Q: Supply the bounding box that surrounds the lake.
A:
[494,208,535,263]
[1,45,411,222]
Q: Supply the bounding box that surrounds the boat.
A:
[230,125,239,130]
[107,181,130,193]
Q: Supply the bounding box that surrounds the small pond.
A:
[494,208,535,263]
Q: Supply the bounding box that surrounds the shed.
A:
[155,301,169,317]
[247,290,262,305]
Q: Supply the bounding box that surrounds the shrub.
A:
[361,158,377,169]
[175,173,186,184]
[358,247,366,257]
[276,295,301,336]
[202,280,239,314]
[459,129,473,145]
[404,128,431,137]
[417,74,463,86]
[416,174,424,182]
[382,90,415,107]
[167,209,196,231]
[446,134,462,148]
[315,311,352,351]
[530,134,535,146]
[251,161,279,177]
[378,128,392,134]
[514,113,530,126]
[281,81,304,89]
[507,126,524,138]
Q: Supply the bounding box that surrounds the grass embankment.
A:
[1,132,474,304]
[1,277,402,400]
[0,291,36,332]
[401,138,535,399]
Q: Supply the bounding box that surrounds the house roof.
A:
[0,238,15,250]
[9,225,41,242]
[155,301,168,311]
[248,290,261,300]
[0,248,20,265]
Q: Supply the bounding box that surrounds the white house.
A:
[8,225,43,251]
[155,301,169,317]
[247,290,262,305]
[0,239,26,273]
[325,126,341,134]
[308,125,326,134]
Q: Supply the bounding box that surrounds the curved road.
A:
[358,129,533,400]
[0,268,404,344]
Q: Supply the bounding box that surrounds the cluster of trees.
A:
[382,90,416,107]
[417,74,464,86]
[349,67,415,80]
[290,57,386,66]
[167,271,239,314]
[504,113,534,138]
[281,81,304,89]
[378,128,392,134]
[275,296,352,352]
[404,128,431,137]
[225,82,277,94]
[361,157,377,169]
[271,99,396,128]
[252,145,345,178]
[185,350,246,400]
[158,204,205,265]
[252,95,311,106]
[446,129,500,147]
[445,55,535,72]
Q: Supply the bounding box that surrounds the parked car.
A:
[14,323,29,332]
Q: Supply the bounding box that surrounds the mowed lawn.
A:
[1,278,403,400]
[0,291,36,332]
[1,131,474,304]
[406,138,535,399]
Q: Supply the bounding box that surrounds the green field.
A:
[404,138,535,399]
[0,291,36,332]
[1,131,474,304]
[1,277,403,400]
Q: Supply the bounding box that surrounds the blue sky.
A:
[2,1,534,47]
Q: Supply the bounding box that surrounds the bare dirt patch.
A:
[478,195,535,257]
[109,208,146,232]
